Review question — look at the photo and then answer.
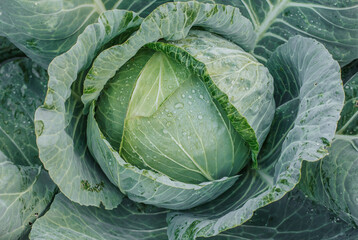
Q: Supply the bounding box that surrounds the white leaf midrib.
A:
[255,0,290,45]
[93,0,106,14]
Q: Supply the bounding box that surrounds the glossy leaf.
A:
[186,0,358,65]
[208,190,358,240]
[34,10,144,209]
[28,187,358,240]
[30,193,169,240]
[0,56,56,239]
[299,73,358,227]
[0,0,170,67]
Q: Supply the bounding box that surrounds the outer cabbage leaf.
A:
[0,157,55,240]
[166,36,344,239]
[186,0,358,66]
[34,10,144,209]
[208,190,358,240]
[0,55,57,239]
[299,72,358,227]
[0,0,171,67]
[29,193,169,240]
[28,190,358,240]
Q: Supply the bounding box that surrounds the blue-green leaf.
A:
[186,0,358,65]
[30,193,169,240]
[0,0,169,67]
[207,190,358,240]
[299,72,358,227]
[34,10,143,209]
[0,55,57,239]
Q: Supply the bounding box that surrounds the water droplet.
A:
[188,95,192,99]
[163,129,169,134]
[181,94,185,98]
[174,103,184,109]
[197,115,203,120]
[188,101,192,105]
[199,95,204,99]
[192,90,196,93]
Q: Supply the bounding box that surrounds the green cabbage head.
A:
[95,32,274,185]
[80,2,277,209]
[32,1,346,238]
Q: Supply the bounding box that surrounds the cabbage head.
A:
[34,0,345,230]
[0,1,357,239]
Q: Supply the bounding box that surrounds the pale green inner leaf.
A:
[96,49,155,150]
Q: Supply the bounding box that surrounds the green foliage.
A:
[0,48,57,239]
[0,1,357,239]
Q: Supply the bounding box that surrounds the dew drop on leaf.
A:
[174,103,184,109]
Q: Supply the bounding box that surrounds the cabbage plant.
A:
[0,1,357,239]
